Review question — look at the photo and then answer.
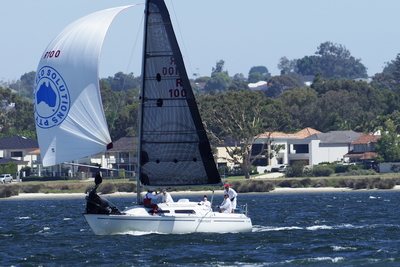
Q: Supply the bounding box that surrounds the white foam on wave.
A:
[285,257,345,264]
[306,225,332,230]
[332,245,357,251]
[252,225,302,232]
[337,223,356,229]
[309,257,345,263]
[18,216,30,220]
[117,230,164,236]
[255,222,386,233]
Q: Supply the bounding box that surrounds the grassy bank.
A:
[1,173,400,198]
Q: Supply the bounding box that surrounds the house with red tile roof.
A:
[343,133,380,166]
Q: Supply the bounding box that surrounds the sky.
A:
[1,0,400,83]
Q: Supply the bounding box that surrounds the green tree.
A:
[111,102,139,140]
[198,90,274,178]
[248,66,270,83]
[249,66,270,76]
[371,72,397,91]
[278,87,319,131]
[248,72,264,83]
[371,54,400,91]
[391,53,400,83]
[103,72,140,92]
[265,74,300,98]
[212,59,227,74]
[375,121,400,162]
[0,86,36,138]
[383,60,396,73]
[232,73,246,82]
[7,72,36,101]
[228,80,249,92]
[277,56,297,74]
[194,76,211,83]
[296,41,368,79]
[1,162,17,175]
[203,72,232,94]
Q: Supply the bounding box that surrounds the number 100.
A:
[169,89,186,97]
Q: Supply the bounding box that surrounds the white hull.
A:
[83,201,252,235]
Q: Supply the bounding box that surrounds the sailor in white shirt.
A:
[218,193,232,213]
[223,183,237,213]
[199,195,211,211]
[161,189,174,203]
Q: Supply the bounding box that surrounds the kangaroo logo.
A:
[34,66,70,129]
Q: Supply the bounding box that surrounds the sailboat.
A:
[34,0,252,235]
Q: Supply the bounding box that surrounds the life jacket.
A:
[143,193,152,206]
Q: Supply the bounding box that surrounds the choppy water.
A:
[1,191,400,266]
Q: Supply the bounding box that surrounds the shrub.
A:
[61,185,69,190]
[375,179,395,189]
[252,181,274,192]
[0,187,12,198]
[278,180,293,188]
[353,179,367,189]
[0,184,20,198]
[115,183,136,192]
[342,169,376,176]
[333,165,350,173]
[348,165,364,171]
[238,182,251,193]
[300,178,311,187]
[315,179,326,187]
[249,181,264,192]
[99,183,116,194]
[313,166,334,177]
[285,162,307,177]
[11,184,20,195]
[237,180,274,192]
[22,184,41,193]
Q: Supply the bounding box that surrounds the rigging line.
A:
[123,4,145,82]
[168,0,194,79]
[109,5,145,134]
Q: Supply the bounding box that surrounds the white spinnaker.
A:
[34,5,135,167]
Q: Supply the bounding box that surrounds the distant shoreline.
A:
[3,186,400,200]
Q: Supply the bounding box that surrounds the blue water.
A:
[1,191,400,266]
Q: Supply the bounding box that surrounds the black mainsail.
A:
[138,0,221,187]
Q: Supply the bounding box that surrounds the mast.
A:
[136,0,150,204]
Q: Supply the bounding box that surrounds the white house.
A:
[252,127,322,167]
[251,129,362,169]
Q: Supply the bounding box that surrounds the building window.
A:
[11,151,23,157]
[292,144,309,154]
[253,158,267,166]
[251,144,265,156]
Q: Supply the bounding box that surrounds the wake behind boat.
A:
[34,0,252,235]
